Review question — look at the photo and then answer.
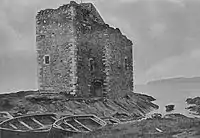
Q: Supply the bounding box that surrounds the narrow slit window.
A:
[89,58,95,71]
[118,60,121,69]
[44,55,50,65]
[125,57,129,70]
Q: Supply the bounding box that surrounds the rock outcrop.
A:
[73,113,200,138]
[186,97,200,115]
[165,104,175,112]
[0,91,158,121]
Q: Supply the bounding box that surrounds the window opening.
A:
[44,55,50,65]
[91,79,103,97]
[125,56,129,70]
[89,58,95,71]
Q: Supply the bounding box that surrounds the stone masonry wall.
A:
[36,1,134,98]
[106,28,133,98]
[74,3,133,98]
[74,2,106,97]
[76,33,107,97]
[36,3,78,94]
[78,25,134,99]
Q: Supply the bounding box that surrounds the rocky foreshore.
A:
[1,91,200,137]
[186,97,200,115]
[73,113,200,138]
[0,91,158,121]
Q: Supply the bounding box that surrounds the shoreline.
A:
[1,91,200,137]
[0,90,158,120]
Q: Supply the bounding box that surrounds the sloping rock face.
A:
[25,93,158,121]
[0,91,158,121]
[36,1,134,99]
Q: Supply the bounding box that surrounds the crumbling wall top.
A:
[36,1,105,26]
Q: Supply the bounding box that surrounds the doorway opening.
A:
[91,79,103,97]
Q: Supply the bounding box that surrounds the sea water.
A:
[136,83,200,118]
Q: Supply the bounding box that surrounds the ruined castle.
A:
[36,1,134,99]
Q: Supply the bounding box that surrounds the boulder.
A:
[151,113,162,119]
[165,104,175,112]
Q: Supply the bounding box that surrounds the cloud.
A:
[0,19,34,55]
[0,0,104,93]
[149,23,166,38]
[104,16,136,41]
[145,49,200,83]
[190,49,200,59]
[167,0,185,6]
[0,56,38,93]
[118,0,139,3]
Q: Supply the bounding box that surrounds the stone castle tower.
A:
[36,1,134,99]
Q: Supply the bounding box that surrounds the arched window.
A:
[91,79,103,97]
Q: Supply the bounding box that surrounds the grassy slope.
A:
[74,114,200,138]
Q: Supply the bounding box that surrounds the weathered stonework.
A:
[36,1,134,99]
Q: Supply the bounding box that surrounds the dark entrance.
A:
[91,79,103,97]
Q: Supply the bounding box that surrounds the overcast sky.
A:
[0,0,200,93]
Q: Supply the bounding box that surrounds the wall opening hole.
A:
[89,58,95,71]
[90,79,103,97]
[44,55,50,65]
[125,57,129,70]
